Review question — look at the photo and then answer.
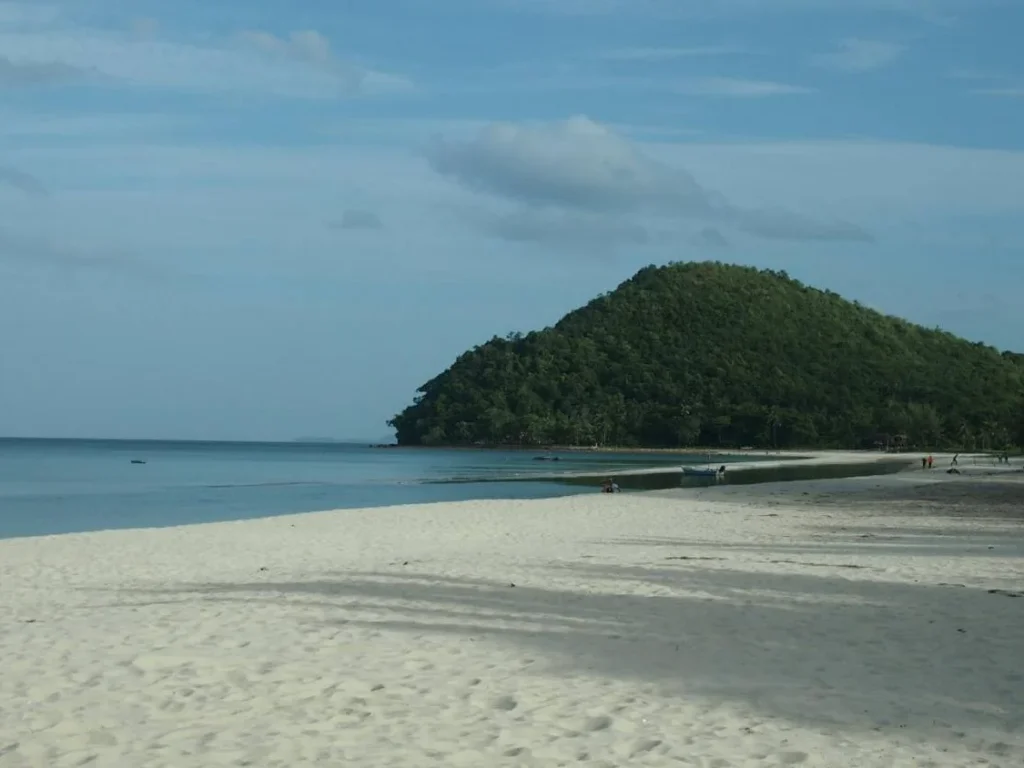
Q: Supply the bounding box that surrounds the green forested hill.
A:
[389,262,1024,450]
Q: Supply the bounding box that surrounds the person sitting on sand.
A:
[600,478,620,493]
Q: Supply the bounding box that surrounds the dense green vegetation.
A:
[390,262,1024,450]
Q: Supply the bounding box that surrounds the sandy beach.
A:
[2,468,1022,767]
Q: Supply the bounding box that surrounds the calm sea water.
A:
[0,439,733,539]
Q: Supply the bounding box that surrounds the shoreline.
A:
[3,450,1015,543]
[2,470,1021,766]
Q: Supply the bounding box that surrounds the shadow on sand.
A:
[109,539,1024,755]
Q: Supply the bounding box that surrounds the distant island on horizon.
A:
[388,261,1024,452]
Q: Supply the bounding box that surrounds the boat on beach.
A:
[682,452,726,479]
[681,466,723,477]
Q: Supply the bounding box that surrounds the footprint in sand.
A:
[225,670,249,689]
[777,750,809,764]
[492,695,518,711]
[88,730,118,747]
[628,738,663,757]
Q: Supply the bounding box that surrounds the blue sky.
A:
[1,0,1022,441]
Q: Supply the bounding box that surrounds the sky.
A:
[1,0,1023,441]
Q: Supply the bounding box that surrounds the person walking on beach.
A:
[927,455,933,469]
[921,456,927,469]
[952,453,959,466]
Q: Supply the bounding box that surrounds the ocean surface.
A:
[0,439,745,539]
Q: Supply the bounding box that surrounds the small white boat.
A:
[682,452,726,478]
[681,466,722,477]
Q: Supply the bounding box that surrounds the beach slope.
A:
[2,473,1022,767]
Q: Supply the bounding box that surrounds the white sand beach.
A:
[2,469,1023,767]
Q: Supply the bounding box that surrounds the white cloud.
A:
[0,14,409,98]
[811,38,904,72]
[318,117,702,147]
[428,116,718,214]
[234,29,370,91]
[427,116,870,244]
[239,30,334,68]
[675,77,813,97]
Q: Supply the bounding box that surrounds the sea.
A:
[0,439,744,540]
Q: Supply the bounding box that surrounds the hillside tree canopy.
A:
[389,262,1024,450]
